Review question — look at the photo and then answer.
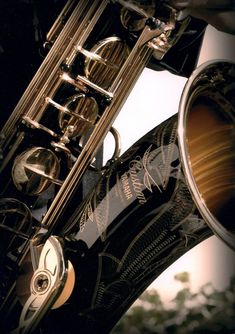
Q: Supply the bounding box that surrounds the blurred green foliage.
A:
[112,273,235,334]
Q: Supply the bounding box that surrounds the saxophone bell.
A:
[178,60,235,250]
[0,0,234,333]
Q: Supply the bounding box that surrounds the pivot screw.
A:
[34,274,50,293]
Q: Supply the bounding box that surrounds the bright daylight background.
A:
[104,25,235,307]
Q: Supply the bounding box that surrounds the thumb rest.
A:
[0,1,235,333]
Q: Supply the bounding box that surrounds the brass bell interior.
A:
[1,1,235,333]
[187,94,235,231]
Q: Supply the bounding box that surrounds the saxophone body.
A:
[0,1,234,333]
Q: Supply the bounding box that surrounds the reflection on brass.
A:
[0,0,202,331]
[16,255,75,310]
[187,101,235,227]
[52,260,75,309]
[12,147,60,196]
[59,94,98,138]
[120,0,156,31]
[22,116,58,138]
[84,37,130,89]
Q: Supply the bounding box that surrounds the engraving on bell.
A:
[12,147,60,195]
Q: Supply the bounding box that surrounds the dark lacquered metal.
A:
[1,1,234,333]
[43,116,211,334]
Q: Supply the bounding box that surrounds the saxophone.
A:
[0,1,234,333]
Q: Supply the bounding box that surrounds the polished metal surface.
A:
[12,147,61,195]
[1,1,232,333]
[178,60,235,250]
[0,2,183,330]
[84,37,130,89]
[16,236,68,334]
[58,94,98,137]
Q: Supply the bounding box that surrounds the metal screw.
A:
[34,274,49,292]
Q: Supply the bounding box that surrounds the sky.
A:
[104,24,235,306]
